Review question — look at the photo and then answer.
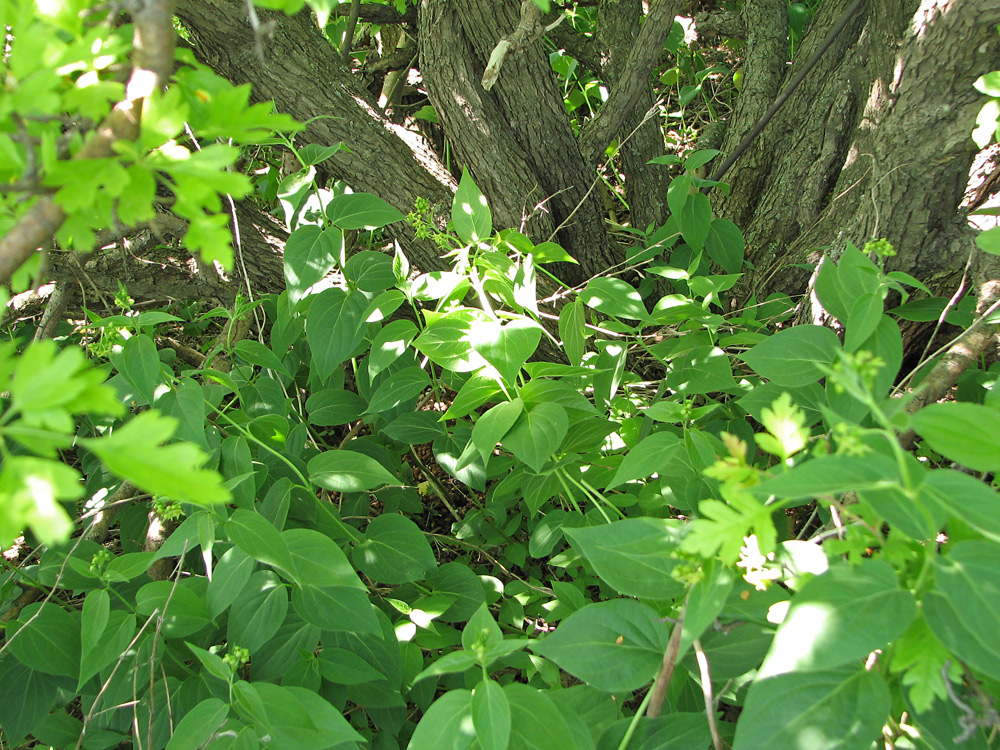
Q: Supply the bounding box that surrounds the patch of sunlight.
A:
[759,600,836,678]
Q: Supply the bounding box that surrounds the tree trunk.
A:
[712,0,1000,309]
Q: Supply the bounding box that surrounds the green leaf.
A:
[581,277,650,323]
[305,287,367,374]
[678,191,712,251]
[452,167,492,243]
[470,318,541,385]
[292,584,379,634]
[0,661,59,740]
[443,372,501,419]
[758,560,915,678]
[0,456,78,548]
[381,411,446,444]
[608,432,682,488]
[326,192,405,230]
[165,698,229,750]
[531,241,576,264]
[352,513,436,584]
[751,453,900,501]
[228,571,289,652]
[921,469,1000,543]
[78,611,135,690]
[529,600,668,692]
[135,580,212,639]
[733,667,890,750]
[705,218,745,273]
[924,540,1000,681]
[345,250,397,292]
[472,679,510,750]
[82,411,230,505]
[502,402,568,472]
[283,226,342,303]
[365,365,429,414]
[504,683,575,750]
[740,325,841,386]
[407,690,475,750]
[911,402,1000,471]
[844,295,884,353]
[309,449,399,492]
[282,528,364,589]
[472,399,523,461]
[558,299,586,366]
[564,518,686,599]
[207,546,255,619]
[233,339,290,376]
[368,320,417,379]
[318,647,388,685]
[666,345,736,395]
[306,388,368,426]
[254,683,365,747]
[226,508,296,576]
[111,334,162,404]
[7,603,81,678]
[975,225,1000,255]
[666,174,691,216]
[413,310,490,372]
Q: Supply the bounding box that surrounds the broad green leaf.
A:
[558,299,586,366]
[564,518,686,599]
[453,168,492,243]
[80,590,110,655]
[740,325,841,387]
[600,713,711,750]
[365,365,429,414]
[581,277,650,323]
[352,513,436,584]
[844,296,884,353]
[254,682,365,748]
[470,318,541,385]
[472,399,523,461]
[531,241,576,264]
[413,650,480,683]
[282,528,365,589]
[504,683,575,750]
[924,541,1000,681]
[502,402,568,472]
[345,250,397,292]
[814,255,850,321]
[135,580,212,639]
[292,584,379,634]
[976,225,1000,255]
[7,602,81,678]
[207,546,255,619]
[921,469,1000,543]
[368,319,417,379]
[226,508,295,576]
[911,402,1000,472]
[678,191,712,251]
[318,647,388,685]
[407,690,475,750]
[413,310,490,372]
[111,334,162,404]
[666,174,691,216]
[0,661,59,740]
[283,225,341,303]
[305,287,367,374]
[733,667,890,750]
[472,679,510,750]
[234,340,289,377]
[381,411,447,444]
[78,611,136,690]
[308,449,399,492]
[165,698,229,750]
[0,456,78,548]
[751,453,900,501]
[228,571,289,652]
[608,431,682,488]
[666,345,737,395]
[758,560,915,678]
[305,388,368,426]
[530,600,668,692]
[443,372,502,420]
[860,485,943,540]
[82,411,229,505]
[326,192,405,230]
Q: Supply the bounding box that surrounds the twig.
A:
[341,0,361,65]
[647,596,687,718]
[694,638,724,750]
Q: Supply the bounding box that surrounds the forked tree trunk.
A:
[710,0,1000,310]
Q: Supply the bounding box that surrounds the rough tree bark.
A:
[708,0,1000,310]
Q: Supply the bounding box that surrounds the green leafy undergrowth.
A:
[3,162,1000,750]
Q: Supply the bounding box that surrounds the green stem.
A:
[617,688,654,750]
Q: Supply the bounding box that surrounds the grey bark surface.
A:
[174,0,456,274]
[598,0,670,231]
[713,0,1000,308]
